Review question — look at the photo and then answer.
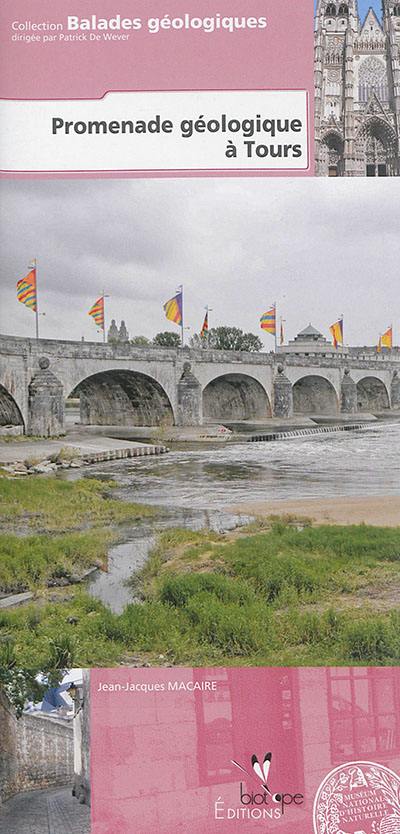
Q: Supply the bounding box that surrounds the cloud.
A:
[0,176,398,346]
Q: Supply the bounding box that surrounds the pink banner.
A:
[91,666,400,833]
[0,0,314,177]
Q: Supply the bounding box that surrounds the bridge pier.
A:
[176,362,202,426]
[340,369,357,414]
[27,358,65,437]
[391,371,400,409]
[273,366,293,418]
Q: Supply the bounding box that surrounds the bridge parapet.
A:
[0,334,399,370]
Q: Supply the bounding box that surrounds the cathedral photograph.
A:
[315,0,400,175]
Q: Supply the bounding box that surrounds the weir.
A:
[247,422,376,442]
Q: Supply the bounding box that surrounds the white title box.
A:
[0,90,309,173]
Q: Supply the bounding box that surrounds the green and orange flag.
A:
[88,296,105,329]
[260,306,276,335]
[17,263,37,312]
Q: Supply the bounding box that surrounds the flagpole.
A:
[102,289,106,344]
[274,302,277,353]
[34,259,39,339]
[179,284,184,347]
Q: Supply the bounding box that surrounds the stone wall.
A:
[73,670,91,806]
[1,334,400,433]
[0,691,73,805]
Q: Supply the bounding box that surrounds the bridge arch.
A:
[292,375,339,415]
[0,384,25,429]
[356,376,390,411]
[202,373,271,423]
[70,369,175,427]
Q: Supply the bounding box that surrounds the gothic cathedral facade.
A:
[315,1,400,175]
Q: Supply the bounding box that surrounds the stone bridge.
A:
[0,334,399,436]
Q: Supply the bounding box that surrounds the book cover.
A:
[0,2,399,833]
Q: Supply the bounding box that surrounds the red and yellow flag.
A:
[17,267,37,312]
[200,310,209,338]
[329,318,343,348]
[88,296,105,329]
[163,291,183,326]
[260,306,276,335]
[378,326,393,352]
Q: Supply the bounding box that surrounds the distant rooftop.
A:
[297,323,324,338]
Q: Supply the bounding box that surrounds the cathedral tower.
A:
[315,1,400,174]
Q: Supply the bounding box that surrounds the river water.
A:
[80,421,400,611]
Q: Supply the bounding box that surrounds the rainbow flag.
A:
[164,291,183,326]
[17,267,37,312]
[200,310,209,338]
[88,296,105,329]
[329,318,343,348]
[378,326,393,352]
[260,306,276,335]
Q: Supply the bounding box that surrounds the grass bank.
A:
[1,522,399,667]
[0,476,154,533]
[0,476,154,594]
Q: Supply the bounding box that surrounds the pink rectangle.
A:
[90,666,400,833]
[0,0,315,177]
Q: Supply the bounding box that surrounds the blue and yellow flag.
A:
[17,267,37,312]
[164,291,183,326]
[260,306,276,335]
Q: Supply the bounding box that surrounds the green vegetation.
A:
[0,476,154,593]
[0,531,110,593]
[1,522,399,667]
[0,476,154,533]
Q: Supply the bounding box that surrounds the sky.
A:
[0,177,398,349]
[358,0,380,16]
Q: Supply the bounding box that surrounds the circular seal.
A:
[313,761,400,834]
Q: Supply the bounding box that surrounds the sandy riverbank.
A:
[230,495,400,526]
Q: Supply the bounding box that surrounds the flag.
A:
[329,318,343,348]
[17,267,37,312]
[260,306,276,334]
[88,296,104,329]
[200,310,209,338]
[164,291,183,326]
[378,326,392,352]
[280,320,285,345]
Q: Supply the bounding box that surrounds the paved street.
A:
[0,786,90,834]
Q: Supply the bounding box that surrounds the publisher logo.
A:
[214,751,304,822]
[313,760,400,834]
